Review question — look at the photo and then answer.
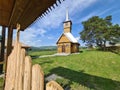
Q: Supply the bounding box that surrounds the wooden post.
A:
[23,56,32,90]
[46,81,64,90]
[16,23,20,42]
[6,25,13,57]
[0,26,6,73]
[32,64,44,90]
[4,41,18,90]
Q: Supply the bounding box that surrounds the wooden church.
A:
[56,10,80,53]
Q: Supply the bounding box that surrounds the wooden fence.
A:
[4,41,63,90]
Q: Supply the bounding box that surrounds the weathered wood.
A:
[6,25,13,57]
[14,43,22,90]
[4,41,18,90]
[4,41,64,90]
[14,46,25,90]
[4,24,63,90]
[13,24,23,90]
[46,81,64,90]
[32,64,44,90]
[16,23,21,42]
[23,56,32,90]
[5,24,22,90]
[18,49,25,90]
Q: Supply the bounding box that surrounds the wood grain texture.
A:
[23,56,32,90]
[46,81,64,90]
[5,41,19,90]
[4,40,63,90]
[32,64,44,90]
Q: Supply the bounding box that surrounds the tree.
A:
[110,24,120,43]
[80,15,120,50]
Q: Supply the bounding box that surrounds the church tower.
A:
[63,9,72,33]
[56,8,80,54]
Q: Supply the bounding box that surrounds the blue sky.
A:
[1,0,120,47]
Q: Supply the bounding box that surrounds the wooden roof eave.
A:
[0,0,65,30]
[56,33,64,44]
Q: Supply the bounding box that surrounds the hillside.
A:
[31,50,120,90]
[30,46,57,51]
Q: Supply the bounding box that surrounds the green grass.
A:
[28,50,56,56]
[0,78,4,90]
[31,50,120,90]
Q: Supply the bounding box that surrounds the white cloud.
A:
[76,12,97,23]
[75,37,80,41]
[98,8,113,16]
[34,0,97,29]
[47,36,54,40]
[74,6,115,24]
[18,27,47,46]
[39,29,46,36]
[20,0,97,46]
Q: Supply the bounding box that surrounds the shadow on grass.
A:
[38,60,54,65]
[30,55,40,59]
[49,67,120,90]
[110,51,120,55]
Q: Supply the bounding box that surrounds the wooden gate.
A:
[4,41,64,90]
[4,24,63,90]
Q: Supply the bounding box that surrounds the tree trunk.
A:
[103,40,106,51]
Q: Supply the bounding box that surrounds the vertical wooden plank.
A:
[14,43,26,90]
[23,56,32,90]
[46,81,64,90]
[18,49,26,90]
[4,41,18,90]
[14,43,21,90]
[0,26,6,73]
[32,64,44,90]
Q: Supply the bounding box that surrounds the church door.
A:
[62,45,65,53]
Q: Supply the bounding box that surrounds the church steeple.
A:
[66,8,69,21]
[63,8,72,33]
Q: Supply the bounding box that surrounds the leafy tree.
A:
[110,24,120,43]
[80,15,120,50]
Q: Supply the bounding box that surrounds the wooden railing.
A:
[4,41,63,90]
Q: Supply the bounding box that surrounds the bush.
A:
[56,78,70,88]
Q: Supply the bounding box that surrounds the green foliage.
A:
[56,78,70,88]
[80,15,120,49]
[110,24,120,43]
[32,50,120,90]
[70,82,93,90]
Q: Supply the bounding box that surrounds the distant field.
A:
[31,50,120,90]
[28,50,56,57]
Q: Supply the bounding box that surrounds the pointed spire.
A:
[66,7,69,21]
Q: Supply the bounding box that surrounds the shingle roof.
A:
[64,33,78,43]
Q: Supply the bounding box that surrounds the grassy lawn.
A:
[28,50,56,57]
[0,78,4,90]
[31,50,120,90]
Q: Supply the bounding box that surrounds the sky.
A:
[0,0,120,47]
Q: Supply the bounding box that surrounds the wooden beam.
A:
[6,25,13,58]
[0,26,6,73]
